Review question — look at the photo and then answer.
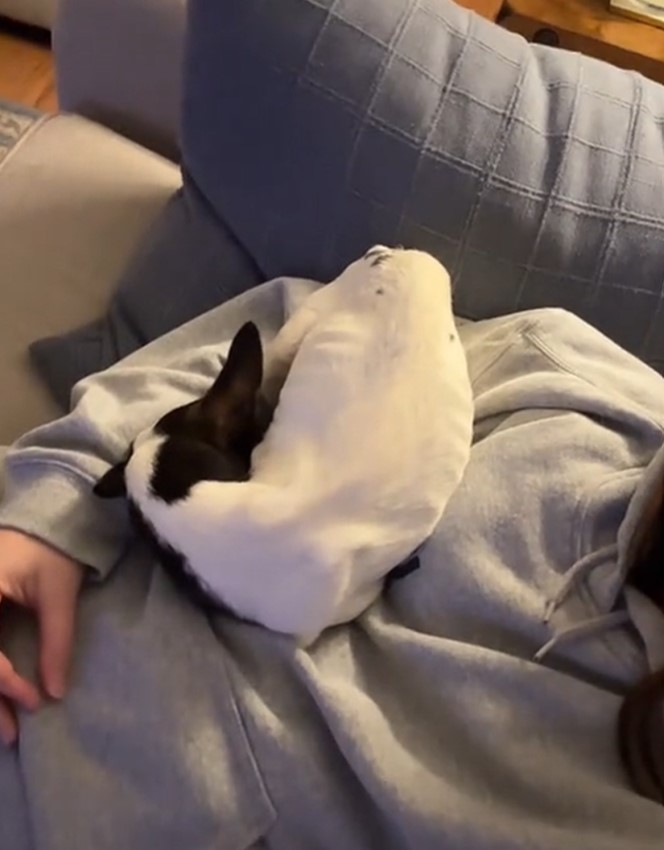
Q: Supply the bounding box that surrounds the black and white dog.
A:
[94,247,474,644]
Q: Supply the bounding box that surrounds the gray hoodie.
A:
[0,276,663,850]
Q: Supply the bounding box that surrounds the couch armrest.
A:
[0,114,180,443]
[53,0,186,162]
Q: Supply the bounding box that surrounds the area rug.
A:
[0,100,40,166]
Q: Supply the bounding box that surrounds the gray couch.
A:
[0,0,185,443]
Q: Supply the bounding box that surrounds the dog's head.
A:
[94,321,267,507]
[357,245,453,300]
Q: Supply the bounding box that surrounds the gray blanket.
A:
[1,277,664,849]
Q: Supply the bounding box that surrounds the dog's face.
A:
[94,321,267,506]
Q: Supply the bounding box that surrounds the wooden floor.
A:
[0,17,57,112]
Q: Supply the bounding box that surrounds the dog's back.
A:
[101,248,474,643]
[188,248,474,639]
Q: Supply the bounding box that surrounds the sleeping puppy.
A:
[95,246,474,644]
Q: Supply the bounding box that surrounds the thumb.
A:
[36,576,79,700]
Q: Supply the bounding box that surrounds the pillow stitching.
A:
[514,55,585,307]
[322,0,420,268]
[450,30,532,281]
[392,10,476,244]
[587,74,644,306]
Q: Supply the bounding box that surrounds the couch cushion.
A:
[0,113,179,441]
[182,0,664,374]
[31,182,263,409]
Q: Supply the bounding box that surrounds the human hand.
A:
[0,529,83,746]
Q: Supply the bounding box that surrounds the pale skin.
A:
[0,529,82,746]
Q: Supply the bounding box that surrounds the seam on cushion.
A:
[327,0,509,86]
[480,170,664,227]
[450,29,531,281]
[383,14,521,88]
[109,281,153,352]
[321,0,418,269]
[292,60,488,149]
[510,114,630,156]
[565,279,664,297]
[588,84,640,110]
[345,4,419,157]
[345,189,664,300]
[587,73,644,306]
[328,9,391,50]
[547,201,664,229]
[406,4,473,43]
[385,49,452,88]
[179,170,265,283]
[300,0,345,87]
[514,53,584,307]
[0,112,50,173]
[288,73,664,230]
[294,67,460,151]
[392,44,511,90]
[259,2,417,259]
[423,2,495,40]
[391,9,475,248]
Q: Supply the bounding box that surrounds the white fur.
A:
[125,247,474,643]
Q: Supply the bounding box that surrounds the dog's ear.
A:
[93,459,129,499]
[201,322,264,425]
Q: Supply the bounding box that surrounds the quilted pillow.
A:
[182,0,664,372]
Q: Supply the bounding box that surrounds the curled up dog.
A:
[93,247,475,644]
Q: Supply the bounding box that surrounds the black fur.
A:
[94,321,267,505]
[384,555,421,588]
[150,422,252,504]
[93,322,267,616]
[126,498,250,620]
[149,321,267,504]
[93,446,131,499]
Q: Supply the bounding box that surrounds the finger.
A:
[0,654,40,711]
[37,578,79,699]
[0,698,17,747]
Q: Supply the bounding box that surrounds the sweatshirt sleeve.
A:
[0,279,292,579]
